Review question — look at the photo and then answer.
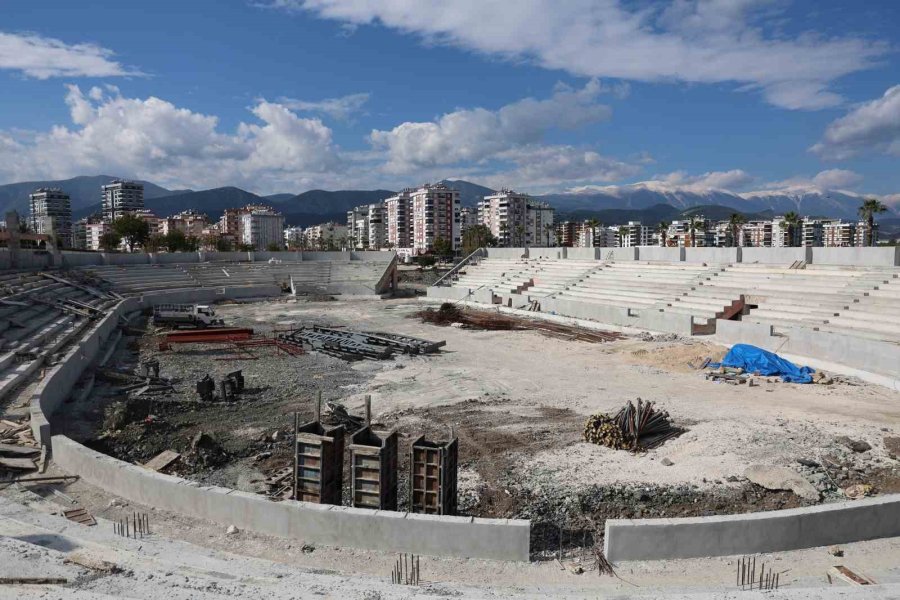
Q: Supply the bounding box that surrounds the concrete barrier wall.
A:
[255,251,303,262]
[486,248,528,259]
[152,252,200,264]
[17,250,52,270]
[530,247,566,259]
[350,251,396,263]
[605,493,900,562]
[427,287,476,302]
[300,251,351,262]
[539,297,695,335]
[562,247,599,260]
[52,435,529,561]
[683,247,740,264]
[0,250,10,269]
[603,247,638,261]
[102,253,150,265]
[637,247,684,262]
[741,247,810,264]
[812,247,899,266]
[714,319,900,382]
[204,251,252,262]
[60,251,103,268]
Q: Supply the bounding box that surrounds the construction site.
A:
[2,245,900,598]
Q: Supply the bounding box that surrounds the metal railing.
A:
[431,247,486,287]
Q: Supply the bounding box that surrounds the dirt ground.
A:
[59,296,900,557]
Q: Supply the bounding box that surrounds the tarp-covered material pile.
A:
[710,344,815,384]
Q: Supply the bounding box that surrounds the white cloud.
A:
[810,168,863,189]
[654,169,754,190]
[811,85,900,159]
[370,80,612,172]
[268,0,885,110]
[277,92,370,121]
[480,145,641,191]
[0,85,342,193]
[0,31,141,78]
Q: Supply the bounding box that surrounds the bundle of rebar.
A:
[584,398,680,451]
[613,398,677,450]
[583,414,627,449]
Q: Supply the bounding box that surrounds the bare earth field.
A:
[18,295,900,595]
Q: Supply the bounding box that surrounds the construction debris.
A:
[0,456,36,471]
[843,483,873,500]
[279,326,445,361]
[142,450,180,472]
[63,507,97,526]
[744,465,820,502]
[324,401,365,430]
[828,565,874,586]
[415,303,623,342]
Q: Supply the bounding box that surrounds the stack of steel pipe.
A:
[612,398,679,450]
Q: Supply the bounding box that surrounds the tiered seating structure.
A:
[0,272,118,403]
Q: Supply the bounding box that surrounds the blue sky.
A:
[0,0,898,202]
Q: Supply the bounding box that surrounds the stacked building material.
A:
[584,398,680,451]
[278,326,444,360]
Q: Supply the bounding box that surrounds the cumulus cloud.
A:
[0,85,342,192]
[0,31,141,78]
[811,85,900,159]
[370,80,613,172]
[654,169,754,190]
[810,168,863,189]
[266,0,885,110]
[277,92,370,121]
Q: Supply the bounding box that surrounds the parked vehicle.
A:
[152,303,224,328]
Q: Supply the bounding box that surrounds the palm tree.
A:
[780,212,801,247]
[728,213,747,248]
[544,223,555,247]
[858,198,888,247]
[586,218,601,247]
[688,216,706,247]
[514,225,526,247]
[657,221,670,247]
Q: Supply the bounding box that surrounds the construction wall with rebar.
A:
[51,434,531,561]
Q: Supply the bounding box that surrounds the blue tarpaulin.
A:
[709,343,815,384]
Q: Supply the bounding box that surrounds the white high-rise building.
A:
[366,203,386,250]
[384,190,413,250]
[347,203,387,250]
[29,188,72,247]
[284,226,305,248]
[240,208,285,250]
[101,180,144,221]
[618,221,651,247]
[304,222,348,250]
[478,189,554,247]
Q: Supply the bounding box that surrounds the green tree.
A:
[99,231,122,252]
[657,221,670,247]
[267,242,282,251]
[462,224,496,255]
[183,235,200,252]
[164,229,187,252]
[237,243,255,252]
[215,236,233,252]
[688,216,706,247]
[858,197,887,246]
[144,234,165,253]
[514,224,526,247]
[111,213,150,252]
[728,213,747,247]
[418,255,437,268]
[780,212,800,247]
[432,236,453,259]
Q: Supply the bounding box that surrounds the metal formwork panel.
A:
[294,421,345,505]
[349,427,398,510]
[409,436,458,515]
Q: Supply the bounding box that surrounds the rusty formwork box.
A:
[294,421,345,505]
[409,435,458,515]
[349,426,398,511]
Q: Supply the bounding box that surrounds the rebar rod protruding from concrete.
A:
[293,411,299,501]
[315,391,322,422]
[365,395,371,427]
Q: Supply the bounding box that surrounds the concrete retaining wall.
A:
[714,319,900,383]
[350,251,396,262]
[539,297,695,335]
[638,247,684,262]
[741,247,810,264]
[603,247,638,261]
[152,252,200,264]
[101,253,150,265]
[564,247,600,260]
[683,247,740,264]
[605,493,900,561]
[255,251,303,262]
[52,435,529,560]
[60,251,103,268]
[530,247,566,259]
[203,251,252,262]
[811,247,899,266]
[300,251,351,262]
[486,247,528,259]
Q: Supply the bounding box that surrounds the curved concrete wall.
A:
[52,435,529,561]
[27,281,529,561]
[605,493,900,562]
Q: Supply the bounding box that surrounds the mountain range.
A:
[1,175,895,227]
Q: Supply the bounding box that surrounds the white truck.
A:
[152,304,224,328]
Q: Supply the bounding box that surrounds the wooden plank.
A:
[63,507,97,526]
[828,565,873,585]
[0,456,36,470]
[0,577,68,584]
[141,450,180,472]
[0,443,41,457]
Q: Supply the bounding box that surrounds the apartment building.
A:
[101,180,144,221]
[478,189,554,247]
[554,221,579,247]
[240,208,285,250]
[410,183,460,254]
[459,207,478,233]
[668,218,713,247]
[618,221,651,247]
[132,209,163,237]
[304,222,348,250]
[284,226,305,248]
[161,209,208,238]
[28,188,72,247]
[740,220,773,247]
[347,203,387,250]
[822,220,856,247]
[85,220,110,251]
[384,190,412,250]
